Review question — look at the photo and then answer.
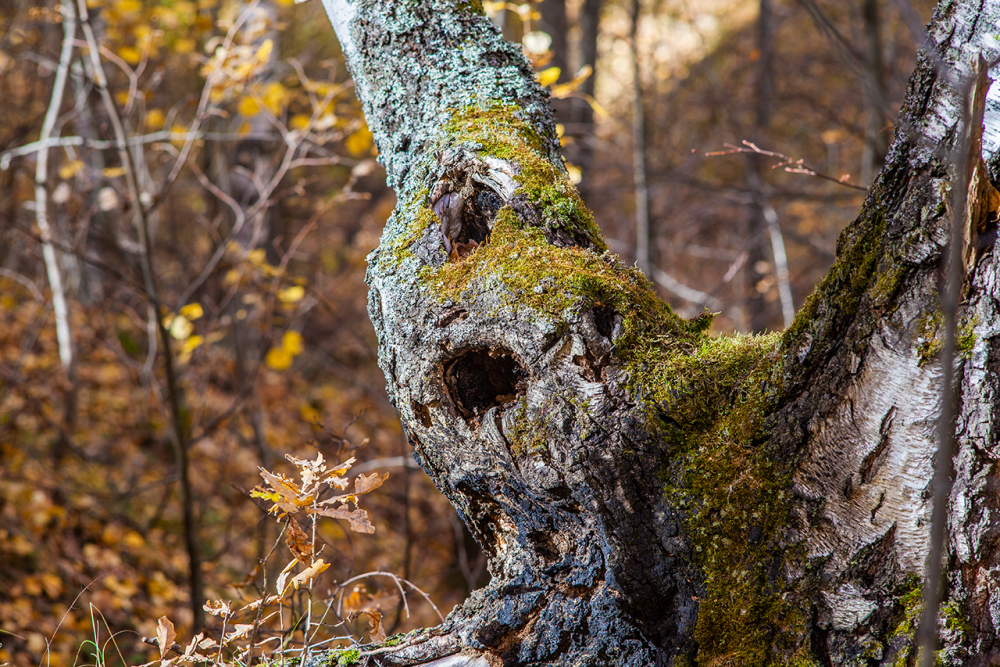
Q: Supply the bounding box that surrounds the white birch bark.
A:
[34,0,77,370]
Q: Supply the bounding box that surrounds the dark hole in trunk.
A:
[443,347,528,423]
[593,305,616,339]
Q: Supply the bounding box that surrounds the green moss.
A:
[941,599,970,640]
[423,207,690,345]
[861,638,885,662]
[870,262,908,305]
[891,575,922,638]
[327,648,361,666]
[456,0,484,13]
[957,318,978,356]
[916,310,979,366]
[916,310,945,364]
[505,393,567,457]
[632,331,814,666]
[889,575,922,667]
[443,104,607,250]
[782,207,889,356]
[386,187,435,266]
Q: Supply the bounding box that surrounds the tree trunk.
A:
[313,0,1000,664]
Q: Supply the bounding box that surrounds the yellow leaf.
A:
[174,37,196,54]
[102,166,127,178]
[278,285,304,303]
[266,347,293,371]
[584,94,609,118]
[514,4,540,21]
[537,66,561,87]
[170,315,194,340]
[58,160,84,180]
[290,114,311,131]
[255,38,273,63]
[262,82,287,115]
[156,7,179,28]
[114,90,130,106]
[238,96,260,117]
[180,334,204,355]
[117,0,141,12]
[118,45,141,65]
[122,530,144,549]
[566,163,582,185]
[170,123,187,146]
[247,248,267,265]
[345,125,373,156]
[282,330,303,356]
[550,65,592,97]
[146,108,165,130]
[299,404,321,424]
[40,572,63,599]
[179,303,204,320]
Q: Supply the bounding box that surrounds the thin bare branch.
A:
[706,140,868,191]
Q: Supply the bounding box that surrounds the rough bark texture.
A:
[312,1,1000,665]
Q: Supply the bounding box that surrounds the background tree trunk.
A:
[314,0,1000,664]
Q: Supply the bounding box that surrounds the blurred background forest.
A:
[0,0,935,664]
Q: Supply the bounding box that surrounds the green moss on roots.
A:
[630,331,814,665]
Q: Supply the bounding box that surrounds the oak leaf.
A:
[311,504,375,534]
[290,558,329,589]
[285,518,313,563]
[156,616,176,659]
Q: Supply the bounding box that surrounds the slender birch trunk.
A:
[34,0,77,370]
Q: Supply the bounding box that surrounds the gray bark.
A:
[311,0,1000,665]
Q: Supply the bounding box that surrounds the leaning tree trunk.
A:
[313,1,1000,665]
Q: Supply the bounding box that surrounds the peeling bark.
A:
[312,1,1000,665]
